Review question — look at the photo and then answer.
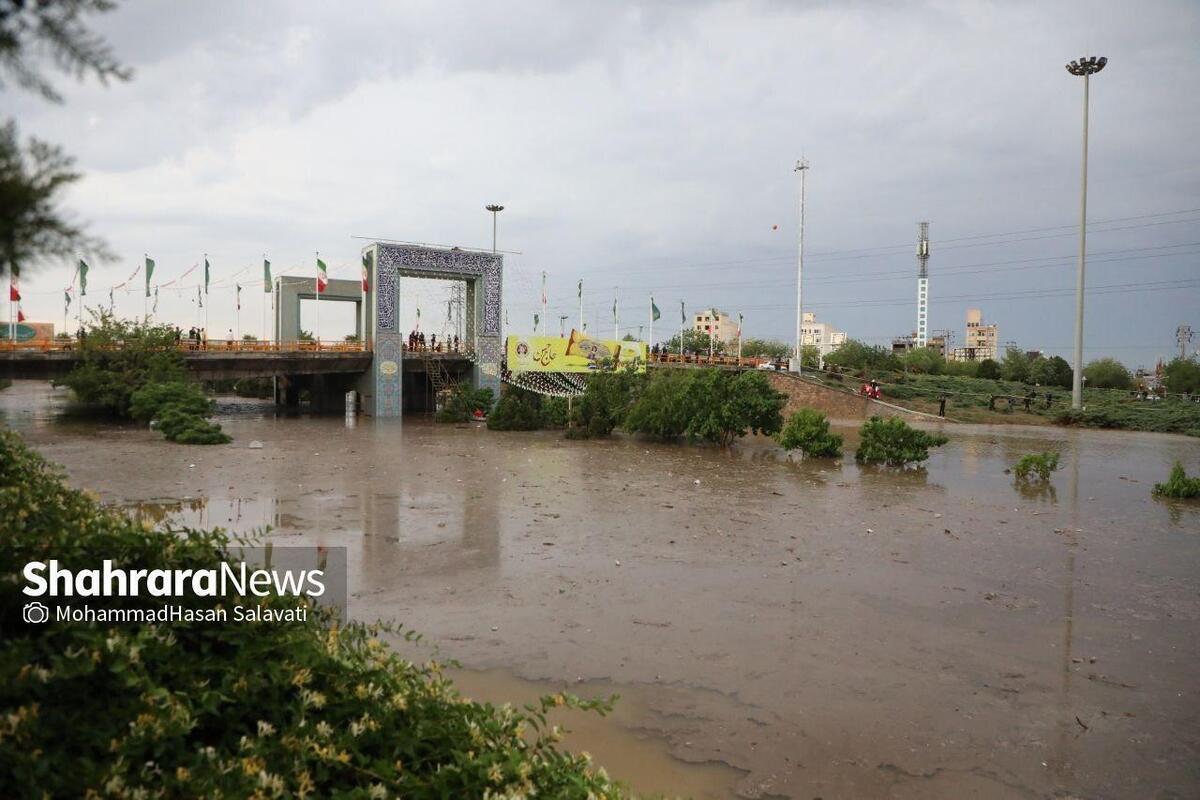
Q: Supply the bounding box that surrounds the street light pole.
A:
[792,158,809,374]
[1065,56,1106,409]
[485,204,504,254]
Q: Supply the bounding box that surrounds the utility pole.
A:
[792,157,809,374]
[1178,324,1193,359]
[1066,56,1107,408]
[559,315,568,338]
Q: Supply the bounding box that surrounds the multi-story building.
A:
[951,308,998,362]
[800,312,847,359]
[693,308,738,345]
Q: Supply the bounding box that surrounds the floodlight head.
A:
[1066,56,1107,76]
[485,204,505,213]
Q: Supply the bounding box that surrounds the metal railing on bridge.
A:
[0,339,371,354]
[648,351,778,369]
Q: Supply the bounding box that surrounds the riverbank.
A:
[3,380,1199,798]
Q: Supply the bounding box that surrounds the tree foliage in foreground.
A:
[854,416,948,467]
[776,408,843,458]
[0,429,622,798]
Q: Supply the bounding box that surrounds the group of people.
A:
[176,327,206,347]
[859,379,882,399]
[407,330,460,353]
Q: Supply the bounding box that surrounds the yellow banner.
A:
[506,331,647,374]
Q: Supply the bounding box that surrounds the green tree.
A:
[824,339,899,372]
[664,328,727,355]
[0,0,130,277]
[1083,357,1132,389]
[741,338,790,360]
[625,368,784,446]
[569,365,643,438]
[902,347,944,375]
[57,312,186,415]
[1162,357,1200,395]
[0,121,112,276]
[776,408,842,458]
[977,358,1001,380]
[1000,346,1031,383]
[1028,355,1073,388]
[487,387,546,431]
[854,416,948,466]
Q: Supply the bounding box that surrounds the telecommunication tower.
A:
[1178,324,1193,358]
[916,222,930,347]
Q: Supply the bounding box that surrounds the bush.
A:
[542,396,570,428]
[1012,451,1060,482]
[1153,461,1200,499]
[624,368,784,446]
[824,339,900,372]
[129,380,213,422]
[776,408,842,458]
[57,312,186,416]
[976,359,1001,380]
[487,387,546,431]
[570,367,644,439]
[854,416,948,466]
[0,430,619,798]
[156,407,232,444]
[434,386,494,423]
[1083,357,1132,390]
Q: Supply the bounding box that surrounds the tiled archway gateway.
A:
[358,242,503,416]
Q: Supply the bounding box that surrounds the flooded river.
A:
[3,381,1199,798]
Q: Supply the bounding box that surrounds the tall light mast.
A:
[792,158,809,373]
[916,221,930,347]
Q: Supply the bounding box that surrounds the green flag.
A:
[651,298,661,322]
[144,257,155,297]
[64,289,71,315]
[534,313,539,330]
[77,259,89,296]
[204,257,211,294]
[263,259,271,293]
[577,279,582,299]
[680,300,685,324]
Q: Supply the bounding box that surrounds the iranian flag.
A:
[360,253,369,292]
[17,305,25,323]
[8,266,19,302]
[316,257,329,294]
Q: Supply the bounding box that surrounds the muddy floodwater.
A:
[3,380,1199,798]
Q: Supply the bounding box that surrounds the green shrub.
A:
[154,405,231,444]
[570,367,644,439]
[854,416,948,466]
[129,380,213,421]
[435,385,494,423]
[623,369,695,439]
[542,396,570,428]
[624,368,784,445]
[776,408,843,458]
[56,312,186,416]
[1012,451,1060,482]
[0,429,620,798]
[1162,357,1200,395]
[1152,461,1200,499]
[487,387,546,431]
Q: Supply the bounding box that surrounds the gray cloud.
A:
[9,0,1199,366]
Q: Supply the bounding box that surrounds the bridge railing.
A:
[0,339,371,353]
[648,351,775,369]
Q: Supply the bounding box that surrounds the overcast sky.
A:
[8,0,1199,365]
